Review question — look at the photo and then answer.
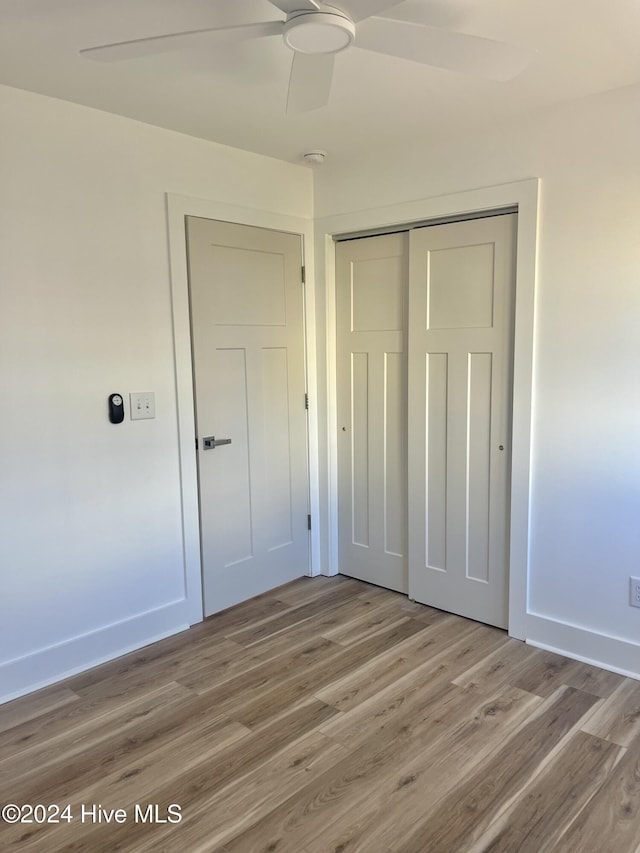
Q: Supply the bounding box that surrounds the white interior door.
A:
[336,233,409,593]
[186,217,309,616]
[408,214,516,628]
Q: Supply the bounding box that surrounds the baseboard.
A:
[0,600,190,705]
[524,611,640,681]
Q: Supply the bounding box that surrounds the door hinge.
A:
[307,514,312,531]
[304,392,309,410]
[195,437,198,451]
[301,265,306,284]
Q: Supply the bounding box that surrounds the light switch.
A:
[130,392,155,420]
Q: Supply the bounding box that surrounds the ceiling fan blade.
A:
[80,20,283,63]
[268,0,320,14]
[355,17,529,81]
[286,51,335,113]
[335,1,404,23]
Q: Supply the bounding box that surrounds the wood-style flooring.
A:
[1,576,639,852]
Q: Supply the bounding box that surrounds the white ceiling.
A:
[1,0,640,165]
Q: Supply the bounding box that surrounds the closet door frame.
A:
[318,178,539,640]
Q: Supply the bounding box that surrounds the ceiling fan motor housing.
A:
[283,9,355,54]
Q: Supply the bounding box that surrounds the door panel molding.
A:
[188,217,308,615]
[167,194,318,627]
[408,214,516,628]
[336,232,409,593]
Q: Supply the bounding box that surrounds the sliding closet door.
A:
[336,233,409,592]
[407,214,516,629]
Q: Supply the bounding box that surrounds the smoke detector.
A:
[303,150,326,165]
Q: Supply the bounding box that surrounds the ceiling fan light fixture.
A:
[283,12,355,55]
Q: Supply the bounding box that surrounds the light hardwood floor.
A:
[1,576,639,852]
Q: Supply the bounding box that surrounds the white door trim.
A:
[166,193,320,627]
[316,178,539,640]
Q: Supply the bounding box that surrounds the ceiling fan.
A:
[80,0,528,113]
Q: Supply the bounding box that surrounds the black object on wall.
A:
[108,393,125,424]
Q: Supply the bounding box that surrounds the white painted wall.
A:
[313,84,640,676]
[0,84,312,703]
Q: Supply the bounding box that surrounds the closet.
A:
[336,213,516,629]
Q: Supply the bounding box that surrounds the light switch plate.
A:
[130,392,155,420]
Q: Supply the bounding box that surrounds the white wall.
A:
[313,84,640,676]
[0,84,312,703]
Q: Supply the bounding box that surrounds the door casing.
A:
[167,194,319,626]
[317,179,539,640]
